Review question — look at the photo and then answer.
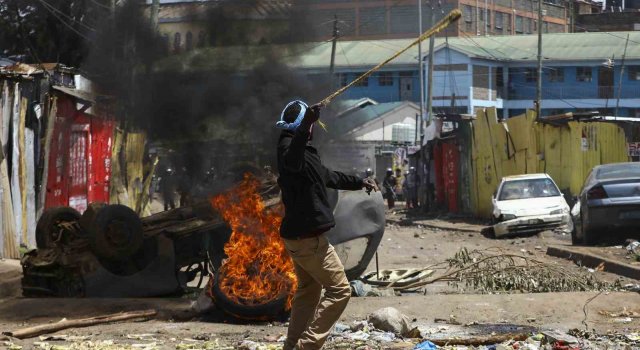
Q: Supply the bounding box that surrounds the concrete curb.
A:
[546,245,640,280]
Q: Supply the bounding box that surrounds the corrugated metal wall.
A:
[470,108,630,218]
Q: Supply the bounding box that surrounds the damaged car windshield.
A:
[498,178,561,200]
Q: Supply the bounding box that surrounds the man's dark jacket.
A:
[277,129,363,239]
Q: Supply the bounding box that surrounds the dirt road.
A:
[1,210,639,349]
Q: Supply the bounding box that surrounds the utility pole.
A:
[615,33,630,119]
[535,0,543,120]
[151,0,160,32]
[329,15,339,76]
[426,8,435,125]
[418,0,425,136]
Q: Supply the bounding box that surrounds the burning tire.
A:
[87,204,144,261]
[36,207,81,248]
[209,265,289,322]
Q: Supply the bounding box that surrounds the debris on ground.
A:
[626,240,640,262]
[368,307,413,336]
[350,280,397,297]
[2,310,158,339]
[392,248,620,293]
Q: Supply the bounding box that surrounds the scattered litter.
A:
[413,340,436,350]
[350,280,396,297]
[333,323,350,334]
[598,307,640,318]
[613,317,633,323]
[542,330,579,344]
[126,334,159,341]
[344,330,369,341]
[368,330,395,342]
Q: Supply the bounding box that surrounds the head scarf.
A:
[275,100,308,131]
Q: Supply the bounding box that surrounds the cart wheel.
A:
[79,202,107,232]
[88,204,144,261]
[36,207,81,248]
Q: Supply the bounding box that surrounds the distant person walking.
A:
[275,100,378,350]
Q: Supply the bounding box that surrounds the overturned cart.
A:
[22,187,385,298]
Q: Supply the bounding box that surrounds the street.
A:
[1,207,639,349]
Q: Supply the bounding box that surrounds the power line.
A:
[37,0,96,32]
[35,0,94,42]
[572,23,640,46]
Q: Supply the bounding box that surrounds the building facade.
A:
[291,32,640,118]
[304,0,567,39]
[143,0,568,53]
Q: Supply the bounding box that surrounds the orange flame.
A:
[210,174,297,309]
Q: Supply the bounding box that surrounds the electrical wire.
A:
[37,0,96,32]
[35,0,94,42]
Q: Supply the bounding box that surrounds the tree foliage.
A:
[0,0,111,66]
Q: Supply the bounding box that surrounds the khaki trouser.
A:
[282,235,351,350]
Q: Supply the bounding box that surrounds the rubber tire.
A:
[88,204,144,261]
[36,207,81,248]
[79,202,107,232]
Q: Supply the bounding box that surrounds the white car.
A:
[492,174,571,238]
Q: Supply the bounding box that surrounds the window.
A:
[515,16,523,33]
[498,178,561,201]
[463,5,473,22]
[525,17,532,34]
[378,72,393,86]
[506,13,512,33]
[173,32,181,53]
[548,68,564,82]
[629,66,640,81]
[525,68,537,82]
[577,67,592,82]
[162,34,169,54]
[495,12,503,29]
[354,73,369,87]
[185,31,193,51]
[197,31,206,48]
[486,10,491,28]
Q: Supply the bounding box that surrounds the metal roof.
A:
[159,31,640,73]
[333,101,418,136]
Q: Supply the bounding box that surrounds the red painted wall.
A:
[45,94,114,213]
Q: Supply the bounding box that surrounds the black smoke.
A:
[81,0,332,188]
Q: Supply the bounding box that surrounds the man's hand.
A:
[363,178,379,195]
[301,103,322,127]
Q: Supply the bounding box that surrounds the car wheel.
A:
[88,204,144,261]
[36,207,81,248]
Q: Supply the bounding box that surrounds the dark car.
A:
[572,162,640,245]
